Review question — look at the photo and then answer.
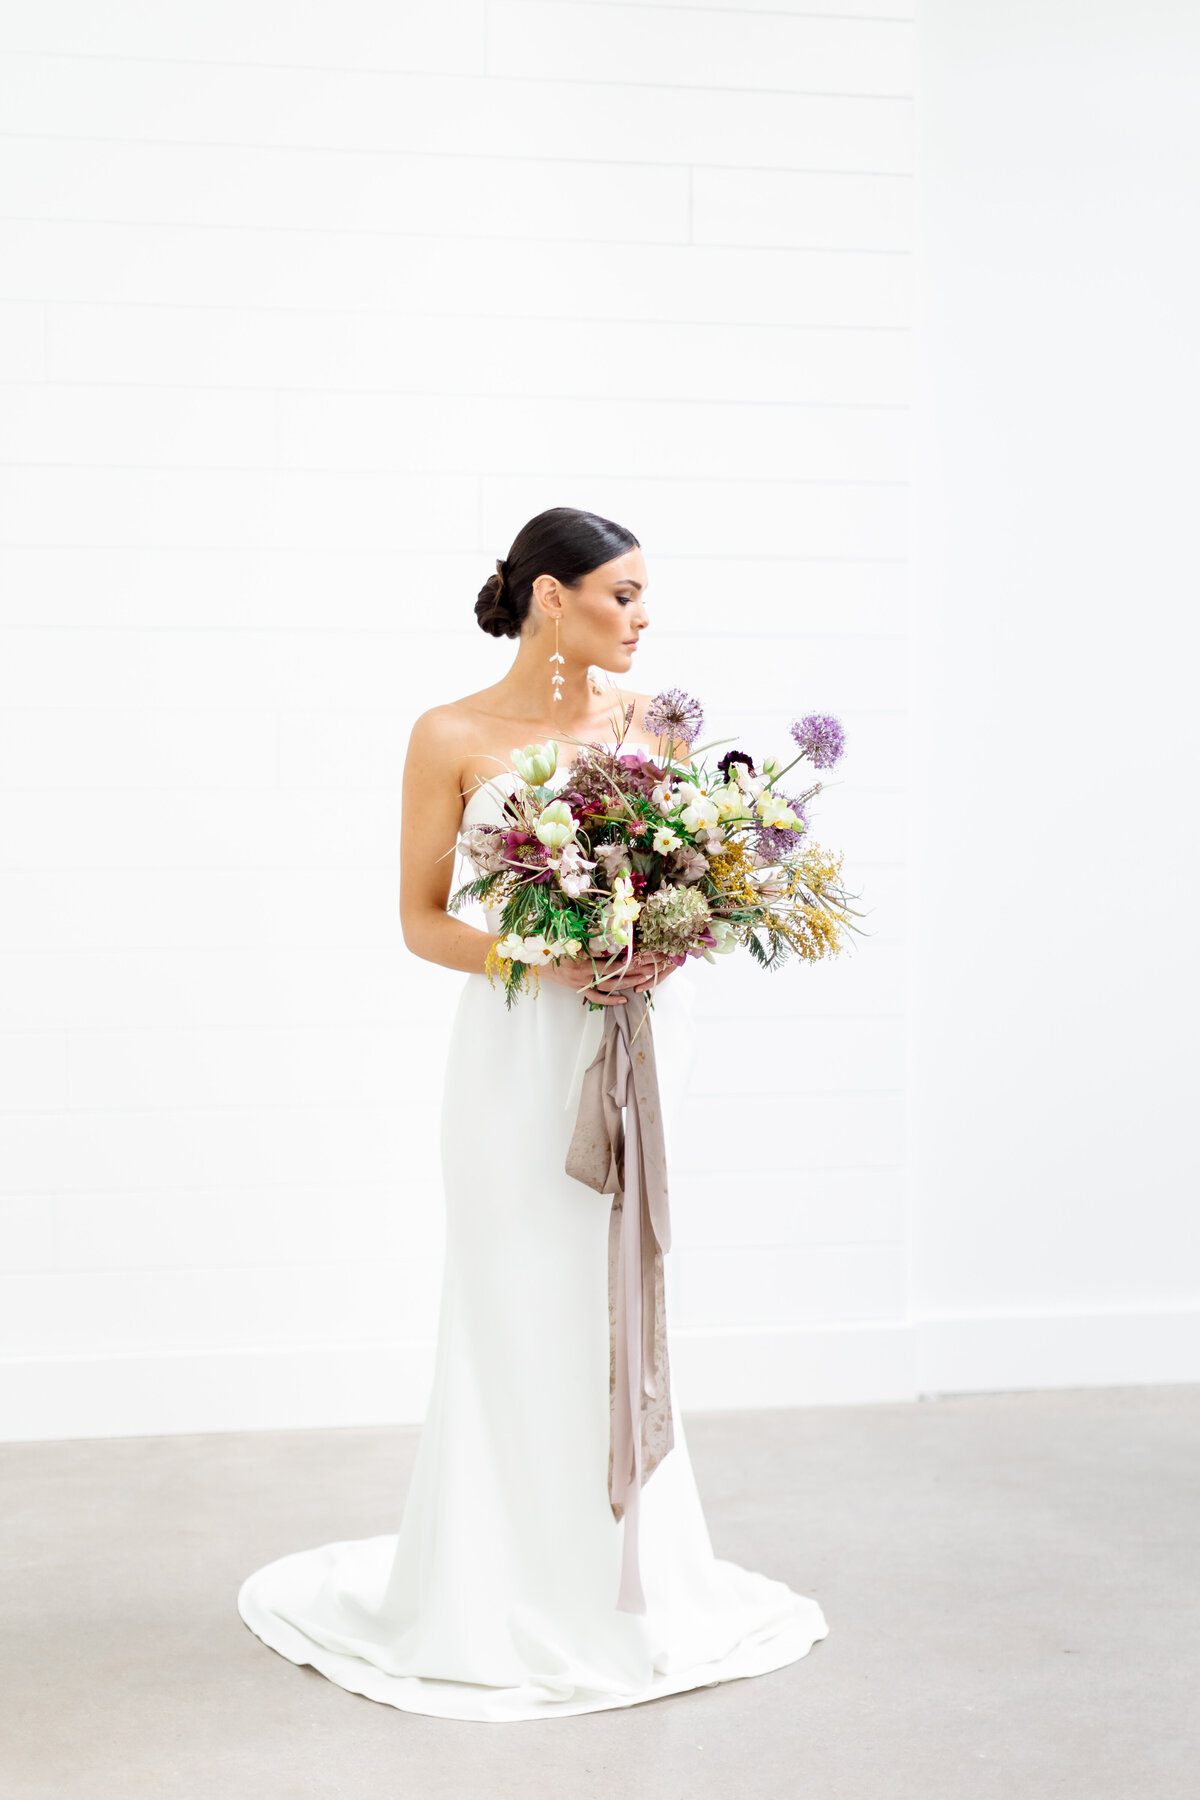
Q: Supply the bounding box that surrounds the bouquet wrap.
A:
[565,991,672,1616]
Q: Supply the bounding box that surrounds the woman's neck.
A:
[490,633,624,740]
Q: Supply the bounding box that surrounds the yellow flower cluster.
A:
[772,842,853,961]
[775,902,847,962]
[706,839,761,911]
[789,842,845,897]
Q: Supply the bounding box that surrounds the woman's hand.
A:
[541,949,681,1006]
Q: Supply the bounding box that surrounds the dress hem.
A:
[237,1577,829,1724]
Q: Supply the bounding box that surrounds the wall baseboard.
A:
[914,1306,1200,1397]
[3,1308,1198,1443]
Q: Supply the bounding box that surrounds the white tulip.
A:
[534,799,576,850]
[510,742,559,785]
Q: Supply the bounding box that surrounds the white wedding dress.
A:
[237,757,828,1721]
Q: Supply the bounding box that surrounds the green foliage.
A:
[446,872,503,915]
[744,929,769,967]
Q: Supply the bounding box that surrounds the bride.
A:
[237,505,829,1721]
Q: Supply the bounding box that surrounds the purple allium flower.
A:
[756,797,809,862]
[789,713,845,770]
[716,748,756,780]
[644,688,705,747]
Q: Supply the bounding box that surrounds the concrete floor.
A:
[1,1386,1196,1800]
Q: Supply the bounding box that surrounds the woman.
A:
[237,506,828,1721]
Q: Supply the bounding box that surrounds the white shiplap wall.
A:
[0,0,913,1437]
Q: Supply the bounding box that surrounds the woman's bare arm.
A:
[399,708,496,974]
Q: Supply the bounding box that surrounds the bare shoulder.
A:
[404,702,476,781]
[405,689,511,795]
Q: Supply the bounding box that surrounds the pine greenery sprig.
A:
[446,871,505,915]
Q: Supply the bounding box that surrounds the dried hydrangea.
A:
[789,713,845,770]
[644,688,705,748]
[562,746,664,815]
[635,884,713,956]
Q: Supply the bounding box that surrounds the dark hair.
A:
[475,506,640,639]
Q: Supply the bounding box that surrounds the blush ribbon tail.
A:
[565,990,674,1615]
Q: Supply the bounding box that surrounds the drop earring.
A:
[550,613,565,703]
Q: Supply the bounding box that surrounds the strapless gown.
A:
[236,757,829,1721]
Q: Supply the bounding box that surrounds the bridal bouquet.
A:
[450,688,865,1008]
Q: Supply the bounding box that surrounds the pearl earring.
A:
[550,614,564,702]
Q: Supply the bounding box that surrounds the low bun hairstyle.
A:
[475,506,640,639]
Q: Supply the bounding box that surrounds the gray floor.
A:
[1,1387,1196,1800]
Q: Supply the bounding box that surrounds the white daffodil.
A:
[756,792,801,829]
[494,931,555,965]
[511,742,559,785]
[713,782,752,823]
[675,780,706,807]
[680,795,720,833]
[650,777,675,815]
[611,872,639,908]
[651,826,681,855]
[534,799,577,850]
[608,873,642,947]
[545,936,581,959]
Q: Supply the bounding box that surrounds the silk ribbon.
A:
[565,992,673,1614]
